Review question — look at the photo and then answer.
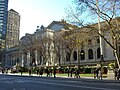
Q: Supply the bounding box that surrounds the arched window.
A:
[88,49,93,59]
[80,50,85,60]
[73,51,77,61]
[66,52,70,61]
[97,47,100,58]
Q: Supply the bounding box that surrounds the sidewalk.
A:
[1,72,120,83]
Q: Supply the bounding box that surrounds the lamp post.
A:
[78,49,80,69]
[78,48,84,69]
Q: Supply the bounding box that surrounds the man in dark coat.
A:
[114,68,118,80]
[117,69,120,80]
[53,68,56,78]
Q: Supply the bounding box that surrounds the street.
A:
[0,75,119,90]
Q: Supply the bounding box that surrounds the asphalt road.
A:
[0,75,120,90]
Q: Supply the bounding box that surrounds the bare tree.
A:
[20,34,39,66]
[39,35,53,66]
[53,30,66,66]
[60,27,90,66]
[66,0,120,68]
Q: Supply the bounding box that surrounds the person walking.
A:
[53,68,56,78]
[114,68,118,80]
[98,68,102,80]
[2,68,4,74]
[93,69,96,79]
[36,69,39,75]
[117,69,120,80]
[74,69,80,78]
[46,68,50,77]
[39,68,43,76]
[29,68,32,76]
[50,69,52,76]
[94,68,99,79]
[70,68,73,77]
[68,68,70,77]
[20,68,23,75]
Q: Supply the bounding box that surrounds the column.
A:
[35,50,38,65]
[21,53,24,67]
[27,52,30,67]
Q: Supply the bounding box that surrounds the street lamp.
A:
[78,49,80,69]
[78,49,84,69]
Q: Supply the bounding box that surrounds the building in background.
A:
[6,9,20,49]
[0,0,9,62]
[4,19,120,69]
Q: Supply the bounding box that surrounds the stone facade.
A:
[4,19,120,68]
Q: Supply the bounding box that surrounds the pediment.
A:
[47,21,64,31]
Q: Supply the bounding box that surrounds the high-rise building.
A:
[0,0,9,50]
[6,9,20,48]
[0,0,9,63]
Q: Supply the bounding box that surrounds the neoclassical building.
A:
[4,19,120,68]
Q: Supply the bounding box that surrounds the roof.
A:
[47,20,78,30]
[9,9,19,14]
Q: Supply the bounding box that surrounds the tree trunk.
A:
[114,50,120,69]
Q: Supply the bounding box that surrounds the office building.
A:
[0,0,9,63]
[6,9,20,49]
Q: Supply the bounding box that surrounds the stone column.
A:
[21,53,24,67]
[35,50,38,65]
[27,52,30,67]
[77,48,80,67]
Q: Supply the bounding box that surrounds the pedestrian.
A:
[36,69,39,75]
[117,69,120,80]
[5,68,7,74]
[29,68,32,76]
[53,68,56,78]
[95,68,99,79]
[2,68,4,74]
[50,69,52,76]
[114,68,118,80]
[39,68,43,76]
[74,69,80,78]
[70,68,73,77]
[93,69,96,79]
[68,68,70,77]
[46,69,50,77]
[20,68,23,75]
[98,68,102,80]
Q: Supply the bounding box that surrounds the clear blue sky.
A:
[8,0,73,38]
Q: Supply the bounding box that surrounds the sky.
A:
[8,0,73,38]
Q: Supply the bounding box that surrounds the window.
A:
[88,39,92,45]
[119,46,120,58]
[73,51,77,61]
[0,33,2,38]
[0,11,4,13]
[66,52,70,61]
[88,49,93,59]
[97,47,100,58]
